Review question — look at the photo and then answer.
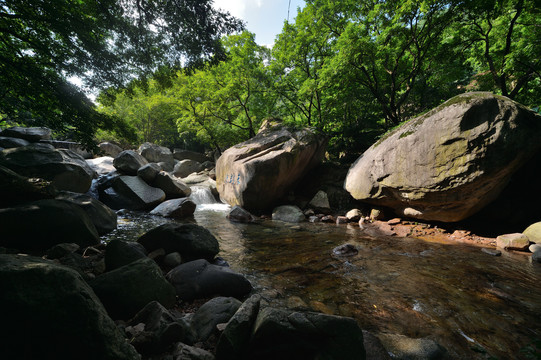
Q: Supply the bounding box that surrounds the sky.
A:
[213,0,306,47]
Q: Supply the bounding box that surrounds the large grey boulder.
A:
[150,198,196,219]
[113,150,148,175]
[0,136,29,148]
[191,297,242,342]
[0,145,95,193]
[0,126,51,142]
[173,159,203,178]
[99,142,123,157]
[0,254,140,360]
[0,199,99,253]
[138,223,219,263]
[138,142,175,169]
[345,92,541,222]
[247,307,365,360]
[90,257,176,320]
[112,175,165,210]
[56,191,117,235]
[173,149,210,163]
[166,259,252,301]
[216,123,327,212]
[152,171,191,198]
[104,239,147,271]
[272,205,305,223]
[137,163,162,184]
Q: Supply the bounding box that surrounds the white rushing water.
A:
[189,186,230,212]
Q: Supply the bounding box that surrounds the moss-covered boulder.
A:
[216,123,327,212]
[344,92,541,222]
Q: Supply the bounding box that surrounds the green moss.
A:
[399,130,414,139]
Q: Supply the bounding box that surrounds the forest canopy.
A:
[1,0,539,158]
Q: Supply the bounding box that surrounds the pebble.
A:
[481,248,502,256]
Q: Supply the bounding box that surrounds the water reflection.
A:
[103,206,541,359]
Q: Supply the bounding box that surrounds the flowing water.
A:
[103,188,541,359]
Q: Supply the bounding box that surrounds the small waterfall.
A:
[189,186,230,212]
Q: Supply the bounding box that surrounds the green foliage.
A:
[0,0,243,149]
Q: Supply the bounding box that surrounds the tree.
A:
[0,0,243,148]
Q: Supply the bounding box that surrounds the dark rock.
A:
[163,252,182,269]
[0,254,140,360]
[0,146,95,193]
[336,216,349,224]
[45,243,80,260]
[0,165,55,206]
[0,126,51,142]
[247,307,365,360]
[227,206,257,223]
[138,223,219,263]
[166,259,252,301]
[56,191,117,235]
[112,175,165,210]
[173,159,203,178]
[152,171,191,198]
[332,244,359,257]
[138,163,162,184]
[308,190,331,214]
[216,295,261,360]
[150,198,196,219]
[0,199,99,254]
[173,343,215,360]
[377,333,446,360]
[90,257,176,320]
[363,330,391,360]
[192,297,242,342]
[100,186,141,210]
[272,205,305,223]
[105,239,147,271]
[0,136,30,148]
[113,150,148,175]
[173,149,210,163]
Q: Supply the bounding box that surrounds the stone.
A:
[192,297,242,342]
[173,149,210,163]
[332,244,358,257]
[308,190,331,214]
[247,307,365,360]
[112,175,165,210]
[0,165,55,206]
[99,186,141,210]
[173,343,215,360]
[227,205,257,223]
[0,126,51,142]
[150,198,196,219]
[113,150,148,175]
[336,216,349,224]
[86,156,115,176]
[345,92,541,222]
[152,171,191,198]
[90,257,176,320]
[363,330,391,360]
[388,218,401,225]
[532,250,541,264]
[377,333,446,360]
[370,208,385,221]
[0,254,140,360]
[496,233,530,251]
[166,259,252,301]
[0,146,95,193]
[128,301,194,355]
[137,163,162,184]
[523,222,541,244]
[0,136,29,148]
[104,239,147,271]
[216,124,327,211]
[481,248,502,256]
[98,142,123,157]
[163,252,182,269]
[45,243,80,260]
[56,191,117,235]
[346,209,362,222]
[0,199,99,254]
[138,223,219,263]
[138,142,175,169]
[529,244,541,253]
[173,159,203,178]
[216,295,261,360]
[272,205,305,223]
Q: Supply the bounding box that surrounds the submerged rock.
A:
[345,92,541,222]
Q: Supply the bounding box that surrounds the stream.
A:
[103,188,541,359]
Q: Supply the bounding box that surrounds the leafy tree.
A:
[0,0,243,148]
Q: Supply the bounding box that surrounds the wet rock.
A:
[496,233,530,251]
[128,301,194,355]
[321,215,335,223]
[345,92,541,223]
[113,150,148,175]
[227,206,257,223]
[90,257,176,320]
[153,171,191,198]
[138,142,174,169]
[45,243,80,260]
[346,209,362,222]
[308,215,320,223]
[150,198,196,219]
[192,297,242,342]
[523,222,541,244]
[173,149,210,163]
[481,248,502,256]
[377,333,446,360]
[137,163,162,184]
[166,259,252,301]
[138,223,219,263]
[332,244,359,257]
[363,330,391,360]
[0,146,94,193]
[336,216,349,224]
[308,190,331,214]
[216,295,261,360]
[86,156,115,176]
[112,175,165,210]
[0,126,51,142]
[0,199,99,254]
[272,205,305,223]
[99,142,123,157]
[0,254,140,360]
[56,191,117,235]
[105,239,147,271]
[216,123,326,211]
[173,159,203,178]
[0,136,29,148]
[530,244,541,253]
[247,307,365,360]
[532,250,541,263]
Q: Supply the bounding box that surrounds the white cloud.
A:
[213,0,264,19]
